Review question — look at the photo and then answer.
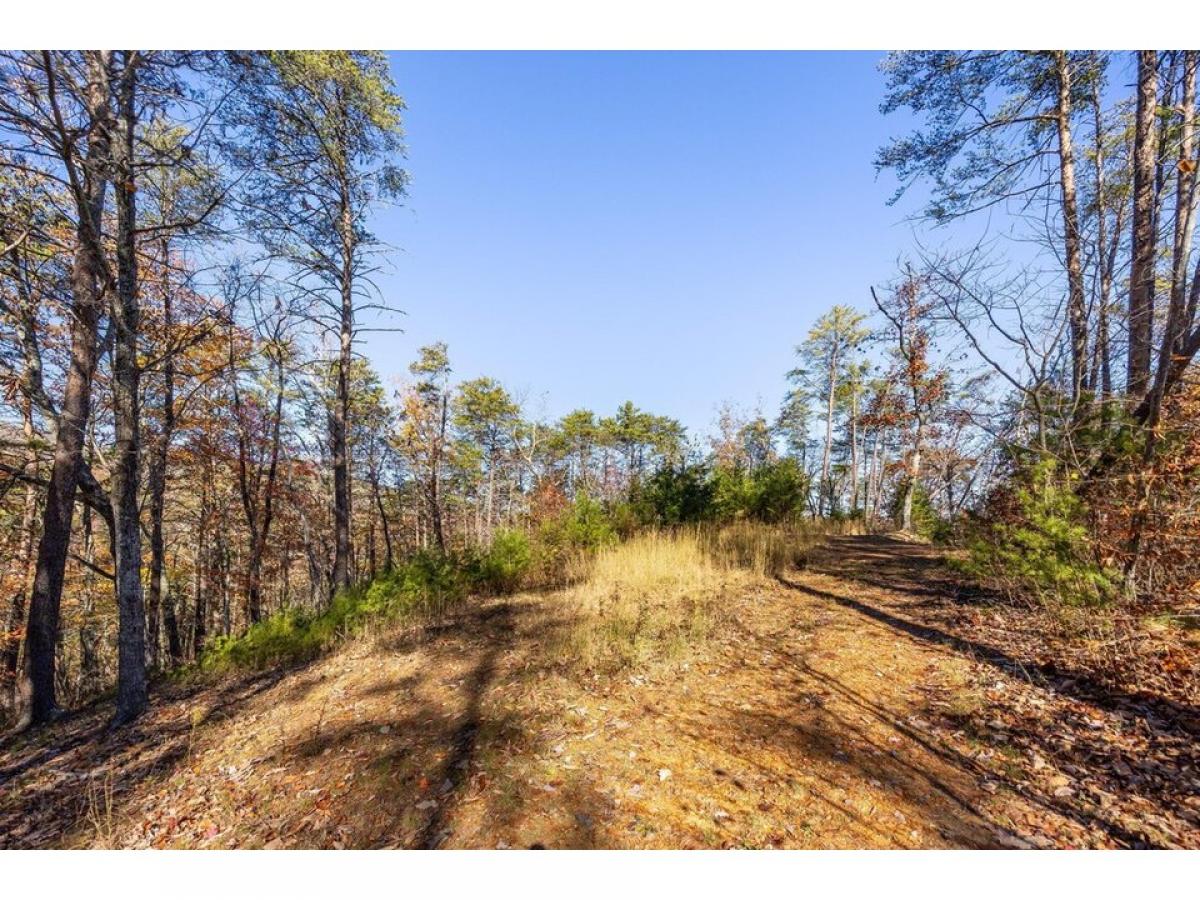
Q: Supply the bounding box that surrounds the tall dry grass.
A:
[550,520,850,673]
[698,519,853,577]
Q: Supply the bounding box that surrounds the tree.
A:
[872,274,949,532]
[109,50,148,723]
[454,377,519,543]
[790,305,869,516]
[1127,51,1158,401]
[0,51,116,726]
[398,343,452,552]
[557,409,599,497]
[232,51,406,594]
[878,51,1095,409]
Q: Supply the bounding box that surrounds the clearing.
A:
[2,534,1197,849]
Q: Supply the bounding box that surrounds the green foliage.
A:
[959,458,1119,606]
[471,529,533,594]
[198,548,479,674]
[548,493,618,550]
[653,459,808,525]
[889,479,950,542]
[709,465,756,521]
[636,463,716,525]
[533,493,619,582]
[747,458,810,523]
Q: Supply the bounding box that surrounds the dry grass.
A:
[547,521,848,673]
[551,531,742,673]
[699,519,855,577]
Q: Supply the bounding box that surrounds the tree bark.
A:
[18,51,113,728]
[849,387,860,512]
[146,238,175,669]
[331,194,355,593]
[371,466,394,570]
[2,398,38,687]
[821,347,839,517]
[1053,51,1089,407]
[901,421,925,533]
[110,52,148,725]
[192,480,209,659]
[1144,52,1198,442]
[1128,51,1159,399]
[1089,74,1116,416]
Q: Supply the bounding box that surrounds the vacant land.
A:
[2,533,1196,849]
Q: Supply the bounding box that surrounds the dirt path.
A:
[2,534,1196,848]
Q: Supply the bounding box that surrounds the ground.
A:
[2,534,1197,849]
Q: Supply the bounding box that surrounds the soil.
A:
[2,534,1197,849]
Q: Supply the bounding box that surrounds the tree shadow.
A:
[780,535,1200,847]
[0,668,298,848]
[784,541,1200,735]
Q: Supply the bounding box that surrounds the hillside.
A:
[3,533,1196,850]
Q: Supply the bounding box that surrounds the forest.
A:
[1,50,1198,850]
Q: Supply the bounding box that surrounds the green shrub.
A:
[709,465,755,521]
[686,460,811,524]
[959,457,1119,606]
[636,463,716,525]
[889,479,951,541]
[472,529,533,594]
[198,549,478,675]
[540,493,617,550]
[747,458,809,523]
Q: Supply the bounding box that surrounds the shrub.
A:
[747,458,809,523]
[709,465,755,521]
[959,457,1119,606]
[199,550,477,674]
[472,529,533,594]
[889,479,951,542]
[539,493,617,551]
[654,460,809,525]
[530,493,618,587]
[636,462,716,525]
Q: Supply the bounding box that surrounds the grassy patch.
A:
[196,550,480,674]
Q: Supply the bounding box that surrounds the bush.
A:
[653,460,809,525]
[889,479,951,542]
[199,549,478,674]
[959,457,1119,606]
[747,459,809,523]
[472,529,533,594]
[539,493,617,550]
[531,493,618,586]
[636,463,716,525]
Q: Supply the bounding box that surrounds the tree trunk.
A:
[849,388,860,512]
[146,238,175,669]
[331,198,355,593]
[1090,75,1116,417]
[1128,51,1159,399]
[901,422,925,533]
[372,469,393,570]
[429,395,448,552]
[2,398,38,687]
[77,501,100,698]
[821,347,839,517]
[192,496,208,659]
[111,53,148,726]
[1053,51,1089,407]
[18,51,113,728]
[1145,52,1198,443]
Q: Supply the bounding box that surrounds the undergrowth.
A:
[550,520,855,674]
[193,516,854,680]
[196,533,537,675]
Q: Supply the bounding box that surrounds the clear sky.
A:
[365,51,926,438]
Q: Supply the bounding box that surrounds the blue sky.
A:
[365,51,926,437]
